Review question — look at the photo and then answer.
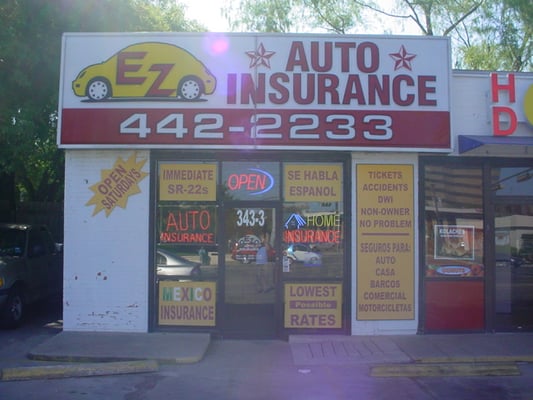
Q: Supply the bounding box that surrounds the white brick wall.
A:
[63,150,150,332]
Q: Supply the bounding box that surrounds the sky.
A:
[178,0,420,35]
[179,0,230,32]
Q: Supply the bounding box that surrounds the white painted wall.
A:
[351,153,419,335]
[63,150,150,332]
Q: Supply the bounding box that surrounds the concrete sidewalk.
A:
[289,333,533,365]
[27,331,211,364]
[2,331,533,381]
[0,331,210,381]
[289,333,533,377]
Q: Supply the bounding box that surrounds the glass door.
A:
[494,202,533,331]
[222,205,280,338]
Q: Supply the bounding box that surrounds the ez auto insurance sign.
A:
[58,33,451,151]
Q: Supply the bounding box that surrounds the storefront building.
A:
[58,33,533,337]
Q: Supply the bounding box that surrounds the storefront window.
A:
[282,202,344,279]
[492,167,533,196]
[154,158,347,332]
[424,165,484,278]
[423,163,484,331]
[156,162,219,327]
[157,205,219,281]
[281,162,344,279]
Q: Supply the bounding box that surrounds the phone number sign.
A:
[58,33,451,151]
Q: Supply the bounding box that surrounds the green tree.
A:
[458,0,532,71]
[224,0,364,33]
[0,0,203,203]
[224,0,531,72]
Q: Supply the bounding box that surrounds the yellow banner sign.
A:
[159,163,217,201]
[159,281,216,326]
[86,153,148,217]
[284,283,342,328]
[356,164,414,320]
[284,164,342,202]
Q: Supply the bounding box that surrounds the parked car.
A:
[284,243,322,266]
[156,249,202,280]
[0,224,63,328]
[72,42,217,101]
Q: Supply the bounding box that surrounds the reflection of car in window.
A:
[284,244,322,266]
[156,249,202,280]
[72,42,216,101]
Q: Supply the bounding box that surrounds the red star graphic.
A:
[246,43,276,68]
[389,45,417,71]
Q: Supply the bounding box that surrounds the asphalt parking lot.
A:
[3,298,533,400]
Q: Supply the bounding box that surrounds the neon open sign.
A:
[226,168,274,195]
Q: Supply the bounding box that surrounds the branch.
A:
[404,0,428,35]
[443,1,484,36]
[352,0,411,19]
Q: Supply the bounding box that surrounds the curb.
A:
[415,355,533,364]
[28,352,205,365]
[370,362,521,377]
[0,360,159,382]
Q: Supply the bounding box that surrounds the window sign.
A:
[159,206,216,245]
[284,163,342,202]
[434,225,475,260]
[221,162,280,200]
[159,281,216,326]
[356,164,415,320]
[282,202,344,279]
[284,213,341,247]
[284,283,342,328]
[159,163,217,201]
[86,152,148,217]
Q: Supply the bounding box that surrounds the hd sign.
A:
[58,33,451,151]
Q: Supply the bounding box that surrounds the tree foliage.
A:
[0,0,203,202]
[458,0,532,71]
[224,0,363,33]
[224,0,531,72]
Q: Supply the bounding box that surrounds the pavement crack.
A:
[124,374,165,400]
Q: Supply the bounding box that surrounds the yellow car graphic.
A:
[72,42,216,101]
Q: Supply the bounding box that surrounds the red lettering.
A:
[286,41,309,71]
[367,75,389,105]
[227,173,267,191]
[311,41,333,72]
[418,76,436,106]
[293,74,314,104]
[317,74,340,104]
[116,51,146,85]
[393,75,415,106]
[241,73,265,105]
[146,64,174,97]
[491,73,516,103]
[164,210,211,232]
[492,106,518,136]
[284,229,341,244]
[357,42,379,73]
[343,74,365,104]
[268,73,290,104]
[335,42,356,72]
